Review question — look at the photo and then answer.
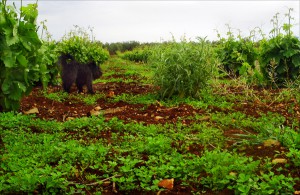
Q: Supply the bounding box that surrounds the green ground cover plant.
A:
[1,3,300,194]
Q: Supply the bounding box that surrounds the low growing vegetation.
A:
[0,1,300,194]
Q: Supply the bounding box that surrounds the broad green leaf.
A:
[282,48,298,58]
[292,55,300,67]
[2,50,16,68]
[17,54,28,67]
[21,3,38,23]
[1,78,11,94]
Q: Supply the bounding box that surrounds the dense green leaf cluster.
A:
[57,26,109,65]
[149,37,218,99]
[37,41,60,87]
[119,47,151,63]
[104,40,141,55]
[215,9,300,87]
[0,1,42,111]
[216,29,258,77]
[259,35,300,87]
[0,112,297,194]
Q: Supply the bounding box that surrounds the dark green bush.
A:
[216,26,258,77]
[259,35,300,87]
[259,8,300,87]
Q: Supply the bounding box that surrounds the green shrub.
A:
[0,1,42,111]
[149,37,218,99]
[259,8,300,87]
[57,26,109,65]
[215,25,259,77]
[259,35,300,87]
[37,41,60,87]
[120,47,150,63]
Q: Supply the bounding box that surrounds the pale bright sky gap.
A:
[9,1,300,43]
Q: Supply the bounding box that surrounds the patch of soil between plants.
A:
[20,85,204,124]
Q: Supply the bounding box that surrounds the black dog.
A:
[60,53,102,94]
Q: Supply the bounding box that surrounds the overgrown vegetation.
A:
[57,26,109,65]
[259,8,300,87]
[150,37,218,99]
[0,0,42,111]
[0,1,300,194]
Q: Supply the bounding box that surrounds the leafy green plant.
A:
[230,172,295,194]
[0,0,42,111]
[57,26,109,65]
[200,150,260,191]
[43,91,69,102]
[286,148,300,167]
[120,46,151,63]
[259,8,300,87]
[37,40,60,88]
[215,25,259,78]
[150,37,218,99]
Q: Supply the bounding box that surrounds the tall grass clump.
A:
[149,37,218,99]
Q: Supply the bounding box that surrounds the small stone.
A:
[107,91,115,98]
[272,158,287,164]
[94,106,101,111]
[155,116,164,120]
[263,139,280,147]
[90,109,101,116]
[158,178,174,190]
[66,117,75,121]
[24,107,39,115]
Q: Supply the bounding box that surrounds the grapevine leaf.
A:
[1,78,11,94]
[21,3,38,23]
[292,55,300,67]
[282,49,298,58]
[9,81,27,100]
[2,50,16,68]
[19,35,32,51]
[17,54,28,67]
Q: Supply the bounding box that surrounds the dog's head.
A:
[88,62,102,80]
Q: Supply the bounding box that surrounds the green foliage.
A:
[37,41,60,87]
[259,35,300,87]
[119,47,151,63]
[286,148,300,167]
[216,25,259,77]
[0,0,42,111]
[150,37,218,99]
[43,91,69,102]
[0,110,298,193]
[230,172,295,194]
[57,26,109,65]
[104,41,142,55]
[200,150,260,190]
[259,8,300,87]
